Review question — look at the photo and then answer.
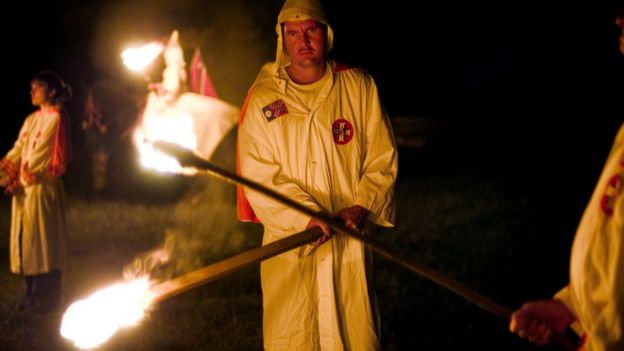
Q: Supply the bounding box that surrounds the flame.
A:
[121,42,164,72]
[60,278,154,350]
[134,111,198,174]
[127,30,239,175]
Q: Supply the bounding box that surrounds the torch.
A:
[153,141,581,351]
[60,227,323,349]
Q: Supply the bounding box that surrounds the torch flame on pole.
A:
[124,30,238,175]
[60,30,242,350]
[59,229,323,349]
[121,42,164,72]
[133,112,198,174]
[60,278,154,350]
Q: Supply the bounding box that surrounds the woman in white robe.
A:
[0,70,72,312]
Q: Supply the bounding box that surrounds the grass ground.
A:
[0,143,585,351]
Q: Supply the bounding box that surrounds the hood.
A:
[273,0,333,75]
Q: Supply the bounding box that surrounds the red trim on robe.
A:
[577,333,587,351]
[49,108,72,177]
[0,158,19,195]
[333,62,353,72]
[236,86,260,223]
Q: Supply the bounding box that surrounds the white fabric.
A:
[4,110,68,275]
[239,60,397,350]
[141,91,239,160]
[273,0,334,75]
[138,29,239,161]
[555,123,624,350]
[161,30,186,97]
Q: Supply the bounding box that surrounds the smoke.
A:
[87,0,293,282]
[90,0,283,106]
[123,128,263,281]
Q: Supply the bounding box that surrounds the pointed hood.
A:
[273,0,333,75]
[162,30,187,94]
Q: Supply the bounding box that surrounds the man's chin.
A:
[294,57,324,67]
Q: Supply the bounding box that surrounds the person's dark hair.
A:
[32,70,72,105]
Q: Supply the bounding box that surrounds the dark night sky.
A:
[2,1,623,196]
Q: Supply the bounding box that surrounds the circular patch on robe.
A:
[332,118,354,145]
[601,173,622,216]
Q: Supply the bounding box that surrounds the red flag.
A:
[189,47,218,98]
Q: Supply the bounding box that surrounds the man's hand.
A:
[337,205,369,233]
[306,217,332,246]
[509,299,577,345]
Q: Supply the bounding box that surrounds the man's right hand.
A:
[509,298,577,345]
[306,217,332,246]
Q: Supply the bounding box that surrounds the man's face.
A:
[282,19,327,69]
[617,15,624,54]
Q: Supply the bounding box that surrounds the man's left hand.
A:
[337,205,369,233]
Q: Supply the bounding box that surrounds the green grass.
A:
[0,160,576,350]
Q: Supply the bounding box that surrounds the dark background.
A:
[2,0,623,253]
[1,1,622,251]
[2,1,622,181]
[0,1,622,349]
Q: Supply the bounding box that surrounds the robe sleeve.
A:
[555,127,624,349]
[1,115,32,190]
[21,112,61,184]
[554,287,585,336]
[588,152,624,351]
[354,76,398,227]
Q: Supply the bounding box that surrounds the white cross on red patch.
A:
[332,118,354,145]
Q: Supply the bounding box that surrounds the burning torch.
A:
[59,38,577,349]
[152,141,582,351]
[60,227,324,349]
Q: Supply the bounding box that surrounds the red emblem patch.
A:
[262,100,288,122]
[601,174,622,216]
[332,118,354,145]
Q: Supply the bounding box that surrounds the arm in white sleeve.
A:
[587,191,624,351]
[239,105,323,238]
[354,77,398,227]
[1,116,32,186]
[3,115,32,166]
[22,112,60,177]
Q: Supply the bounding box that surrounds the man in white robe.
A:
[509,12,624,350]
[238,0,398,349]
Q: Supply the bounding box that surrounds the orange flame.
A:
[121,42,164,72]
[134,110,198,174]
[60,278,154,349]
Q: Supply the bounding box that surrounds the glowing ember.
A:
[121,42,164,72]
[60,278,154,350]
